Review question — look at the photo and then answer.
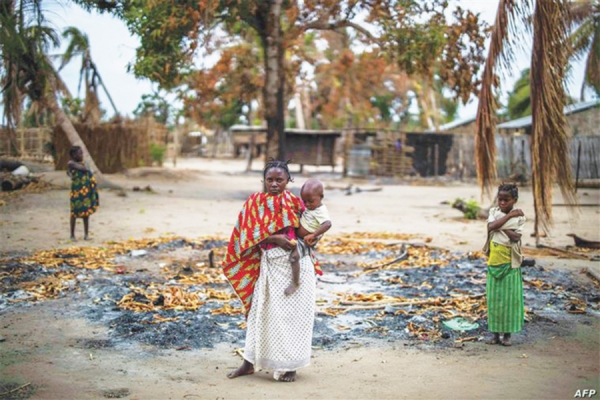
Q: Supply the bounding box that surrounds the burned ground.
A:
[1,236,598,357]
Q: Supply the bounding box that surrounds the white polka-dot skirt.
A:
[243,246,316,372]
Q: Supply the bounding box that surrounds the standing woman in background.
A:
[67,145,99,240]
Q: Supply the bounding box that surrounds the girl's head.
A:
[497,182,518,213]
[263,159,293,195]
[69,146,83,162]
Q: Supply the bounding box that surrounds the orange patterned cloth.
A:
[222,190,322,315]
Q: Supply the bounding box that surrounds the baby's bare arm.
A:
[312,221,332,237]
[304,221,332,246]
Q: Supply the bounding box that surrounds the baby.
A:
[285,179,332,295]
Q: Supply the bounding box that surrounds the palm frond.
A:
[59,26,89,70]
[568,0,594,25]
[583,18,600,96]
[569,20,594,60]
[475,0,531,195]
[530,0,577,235]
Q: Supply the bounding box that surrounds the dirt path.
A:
[1,158,599,399]
[2,301,597,399]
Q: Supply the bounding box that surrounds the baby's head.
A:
[497,182,518,213]
[301,179,324,210]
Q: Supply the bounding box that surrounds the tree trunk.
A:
[45,91,121,189]
[428,86,440,130]
[6,129,21,156]
[93,61,119,117]
[262,0,286,162]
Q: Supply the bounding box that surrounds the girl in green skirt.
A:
[483,183,525,346]
[67,146,99,240]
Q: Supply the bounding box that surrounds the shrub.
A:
[452,198,481,220]
[150,143,166,166]
[464,200,480,220]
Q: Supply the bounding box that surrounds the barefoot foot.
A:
[275,371,296,382]
[284,283,299,296]
[227,361,254,379]
[501,333,512,346]
[486,333,500,345]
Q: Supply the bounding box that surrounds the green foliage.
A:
[370,94,393,122]
[507,68,532,120]
[149,143,166,166]
[463,200,481,220]
[73,0,487,139]
[0,0,60,129]
[134,92,172,125]
[62,98,85,119]
[452,198,480,220]
[440,96,458,122]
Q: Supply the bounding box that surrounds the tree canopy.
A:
[75,0,488,157]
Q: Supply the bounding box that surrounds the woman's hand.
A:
[268,234,295,251]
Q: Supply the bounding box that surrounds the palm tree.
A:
[568,0,600,99]
[0,0,24,154]
[0,0,115,187]
[475,0,578,241]
[506,68,532,119]
[59,26,119,121]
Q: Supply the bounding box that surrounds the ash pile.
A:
[1,233,598,350]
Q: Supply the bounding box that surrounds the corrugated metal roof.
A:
[229,125,340,135]
[497,99,600,129]
[229,124,266,132]
[439,116,476,131]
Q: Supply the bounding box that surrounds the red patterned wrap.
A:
[222,190,322,316]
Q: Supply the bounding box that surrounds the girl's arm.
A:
[487,209,524,232]
[503,229,522,242]
[67,160,88,172]
[488,214,512,232]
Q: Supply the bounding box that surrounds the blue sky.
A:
[45,0,593,122]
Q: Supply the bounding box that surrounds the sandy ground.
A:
[1,158,599,399]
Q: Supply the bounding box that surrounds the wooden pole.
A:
[173,129,178,167]
[343,130,354,177]
[591,141,599,180]
[434,143,439,177]
[245,131,256,172]
[575,140,582,192]
[211,128,220,158]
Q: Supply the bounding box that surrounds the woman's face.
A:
[264,167,289,195]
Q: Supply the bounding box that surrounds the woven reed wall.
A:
[53,119,167,173]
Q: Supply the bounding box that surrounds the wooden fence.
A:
[53,120,167,173]
[570,136,600,180]
[447,134,599,180]
[0,127,53,159]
